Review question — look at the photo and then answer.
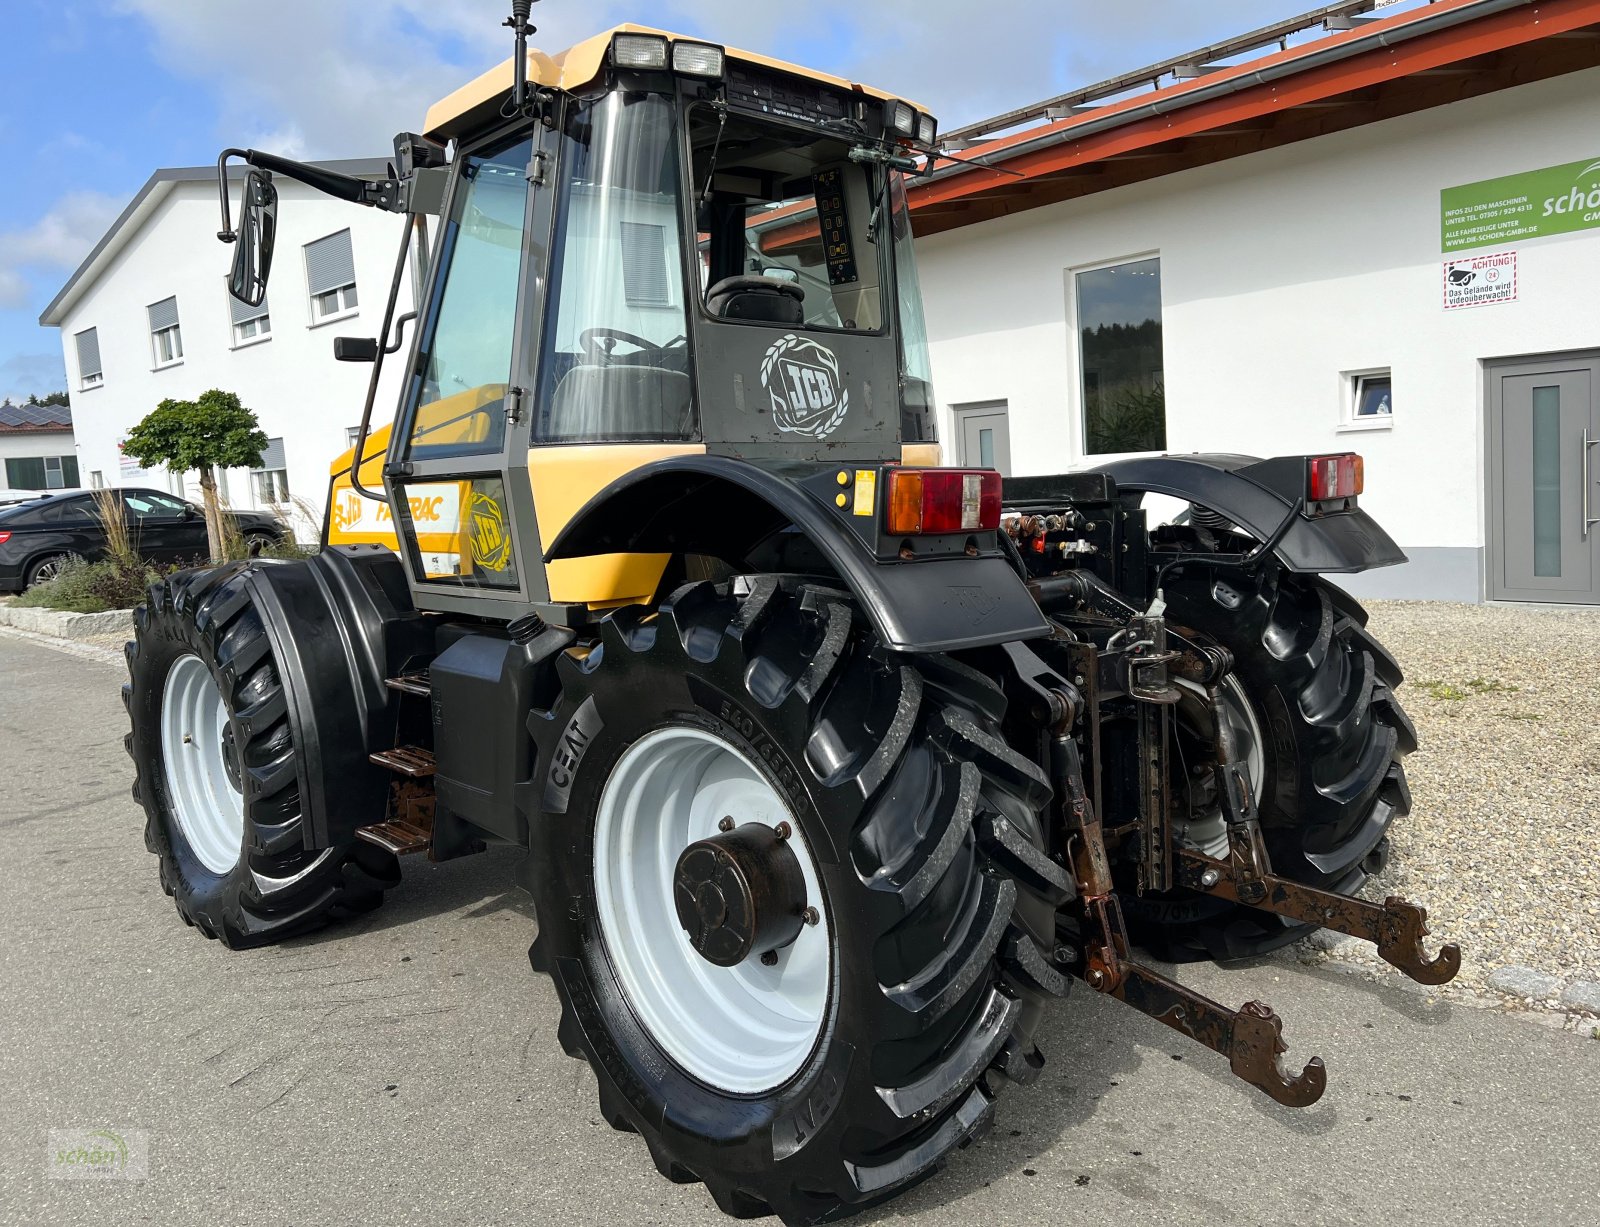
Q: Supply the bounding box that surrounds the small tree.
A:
[122,389,268,563]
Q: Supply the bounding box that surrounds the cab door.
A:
[386,123,548,614]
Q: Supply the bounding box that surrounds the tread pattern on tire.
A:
[526,577,1071,1224]
[125,564,399,948]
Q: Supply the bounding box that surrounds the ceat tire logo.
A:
[759,334,850,439]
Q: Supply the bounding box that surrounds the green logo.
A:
[48,1127,148,1181]
[1442,156,1600,252]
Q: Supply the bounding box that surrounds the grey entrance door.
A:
[1488,353,1599,603]
[954,402,1012,475]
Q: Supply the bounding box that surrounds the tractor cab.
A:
[219,24,944,619]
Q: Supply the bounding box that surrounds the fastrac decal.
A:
[759,334,850,439]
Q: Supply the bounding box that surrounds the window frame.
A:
[1068,251,1168,458]
[151,322,184,369]
[1339,367,1395,433]
[74,326,104,390]
[304,229,361,327]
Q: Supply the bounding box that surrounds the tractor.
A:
[123,9,1457,1222]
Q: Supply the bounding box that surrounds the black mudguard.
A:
[1094,454,1405,573]
[543,455,1050,655]
[241,545,432,849]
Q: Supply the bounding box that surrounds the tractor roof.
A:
[423,23,921,140]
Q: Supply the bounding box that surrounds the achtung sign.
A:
[1441,157,1600,252]
[1442,250,1517,311]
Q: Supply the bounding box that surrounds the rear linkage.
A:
[1010,572,1458,1108]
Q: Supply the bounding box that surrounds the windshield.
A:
[690,106,887,333]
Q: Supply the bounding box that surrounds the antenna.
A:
[505,1,538,113]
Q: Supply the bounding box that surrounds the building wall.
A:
[0,429,80,489]
[54,181,415,539]
[915,67,1600,602]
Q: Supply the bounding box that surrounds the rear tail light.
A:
[886,469,1002,536]
[0,531,10,544]
[1307,453,1363,502]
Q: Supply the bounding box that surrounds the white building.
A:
[40,161,414,538]
[909,0,1600,604]
[0,403,78,492]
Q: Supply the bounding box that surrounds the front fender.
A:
[1097,454,1406,573]
[544,456,1049,654]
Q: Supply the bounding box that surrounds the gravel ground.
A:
[1308,600,1600,997]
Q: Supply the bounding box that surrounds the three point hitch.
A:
[1034,597,1459,1107]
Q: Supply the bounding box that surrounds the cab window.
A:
[535,93,692,444]
[124,491,189,519]
[406,135,533,460]
[689,106,886,334]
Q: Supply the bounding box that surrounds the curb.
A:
[0,602,134,640]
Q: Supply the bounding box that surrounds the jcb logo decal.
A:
[759,334,850,439]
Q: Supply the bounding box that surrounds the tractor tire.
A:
[525,578,1071,1224]
[1122,564,1416,962]
[124,563,401,948]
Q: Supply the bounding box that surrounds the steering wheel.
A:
[580,327,664,364]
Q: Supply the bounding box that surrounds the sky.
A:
[0,0,1391,402]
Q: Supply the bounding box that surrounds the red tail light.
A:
[1307,453,1363,502]
[0,531,10,544]
[885,469,1003,536]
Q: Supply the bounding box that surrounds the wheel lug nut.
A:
[760,950,778,966]
[774,822,791,840]
[801,906,819,927]
[718,816,735,832]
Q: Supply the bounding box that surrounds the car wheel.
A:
[25,552,80,587]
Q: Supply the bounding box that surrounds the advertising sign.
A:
[1441,157,1600,252]
[1442,249,1517,311]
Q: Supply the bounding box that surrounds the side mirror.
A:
[228,169,277,308]
[182,504,199,520]
[334,336,379,363]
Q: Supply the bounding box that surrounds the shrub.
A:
[14,555,163,614]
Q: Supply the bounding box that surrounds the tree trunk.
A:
[198,465,227,563]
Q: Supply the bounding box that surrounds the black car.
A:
[0,487,285,592]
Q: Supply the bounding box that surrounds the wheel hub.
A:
[673,823,806,967]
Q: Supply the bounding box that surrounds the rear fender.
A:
[1095,454,1405,573]
[544,455,1049,654]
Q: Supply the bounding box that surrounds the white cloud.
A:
[112,1,1314,152]
[0,190,125,321]
[2,191,125,270]
[0,351,69,403]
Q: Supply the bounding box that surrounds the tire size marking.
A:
[686,678,806,810]
[543,695,602,814]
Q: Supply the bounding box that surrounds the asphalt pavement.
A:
[0,629,1592,1227]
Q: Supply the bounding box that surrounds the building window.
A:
[228,283,272,346]
[75,327,103,389]
[252,437,290,504]
[148,296,183,368]
[1075,256,1166,455]
[346,426,362,448]
[90,470,105,489]
[5,455,80,490]
[305,229,358,323]
[620,220,670,306]
[1342,369,1394,431]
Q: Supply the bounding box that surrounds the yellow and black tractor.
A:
[123,8,1456,1221]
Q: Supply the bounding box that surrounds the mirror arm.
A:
[386,312,418,354]
[215,147,249,240]
[348,215,422,508]
[216,147,405,235]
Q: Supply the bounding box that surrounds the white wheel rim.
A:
[161,653,245,875]
[592,726,831,1094]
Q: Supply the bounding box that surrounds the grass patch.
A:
[1415,676,1520,701]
